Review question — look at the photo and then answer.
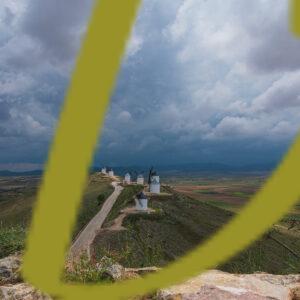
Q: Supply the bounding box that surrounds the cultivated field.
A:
[164,173,265,212]
[164,172,300,227]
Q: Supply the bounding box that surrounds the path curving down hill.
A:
[68,180,123,261]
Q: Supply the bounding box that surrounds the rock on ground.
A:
[0,254,22,285]
[96,256,141,281]
[0,283,51,300]
[157,270,300,300]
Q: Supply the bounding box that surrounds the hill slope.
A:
[0,174,113,258]
[93,187,300,275]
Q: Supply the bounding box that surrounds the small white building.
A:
[135,191,148,211]
[137,174,144,185]
[124,173,131,184]
[149,175,160,194]
[101,167,107,174]
[108,169,114,177]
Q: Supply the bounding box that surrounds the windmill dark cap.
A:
[136,191,146,199]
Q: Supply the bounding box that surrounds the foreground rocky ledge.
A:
[157,270,300,300]
[1,255,299,299]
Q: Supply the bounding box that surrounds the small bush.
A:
[97,194,106,206]
[64,255,112,284]
[0,226,26,258]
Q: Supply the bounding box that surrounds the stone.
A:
[0,283,51,300]
[0,255,22,285]
[105,263,125,281]
[157,270,300,300]
[96,256,126,281]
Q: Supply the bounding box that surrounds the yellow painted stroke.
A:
[22,0,142,294]
[23,1,300,299]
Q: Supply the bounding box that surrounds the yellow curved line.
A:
[291,0,300,35]
[22,1,300,299]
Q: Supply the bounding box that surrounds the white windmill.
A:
[137,174,144,185]
[124,173,131,184]
[135,191,148,211]
[148,167,160,194]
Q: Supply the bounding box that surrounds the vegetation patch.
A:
[222,229,300,274]
[93,190,300,274]
[64,255,113,284]
[0,226,25,258]
[195,189,219,195]
[72,179,113,238]
[231,191,250,198]
[94,192,234,268]
[202,199,238,211]
[0,174,114,255]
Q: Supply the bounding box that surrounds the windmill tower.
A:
[135,191,148,211]
[124,173,131,184]
[148,167,160,194]
[137,174,144,185]
[107,168,114,177]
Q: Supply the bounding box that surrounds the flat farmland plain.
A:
[164,172,300,227]
[166,174,267,212]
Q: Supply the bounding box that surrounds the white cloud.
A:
[125,31,143,58]
[251,72,300,113]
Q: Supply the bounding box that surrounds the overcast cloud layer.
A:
[0,0,300,169]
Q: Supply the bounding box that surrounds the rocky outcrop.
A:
[95,256,161,282]
[157,270,300,300]
[0,283,51,300]
[96,256,140,281]
[0,255,50,300]
[0,254,22,285]
[1,254,299,300]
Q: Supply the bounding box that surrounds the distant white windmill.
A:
[124,173,131,184]
[135,191,148,211]
[137,174,144,185]
[150,175,160,193]
[148,167,160,194]
[107,168,114,177]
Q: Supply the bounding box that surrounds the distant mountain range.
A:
[95,162,277,176]
[0,162,277,177]
[0,169,43,177]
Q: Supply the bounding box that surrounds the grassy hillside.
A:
[104,184,144,225]
[0,174,113,258]
[72,175,114,239]
[0,177,39,227]
[93,188,300,275]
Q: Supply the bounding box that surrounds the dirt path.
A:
[68,180,123,261]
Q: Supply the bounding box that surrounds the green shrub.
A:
[97,194,106,206]
[63,255,112,284]
[0,226,26,258]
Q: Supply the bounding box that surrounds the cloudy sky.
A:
[0,0,300,170]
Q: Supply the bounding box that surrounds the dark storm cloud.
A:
[246,9,300,72]
[0,101,10,121]
[3,6,14,26]
[22,0,94,63]
[0,0,299,170]
[0,0,94,166]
